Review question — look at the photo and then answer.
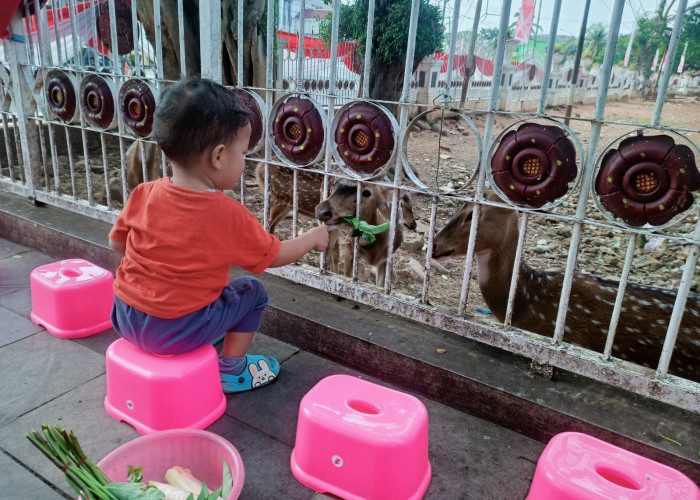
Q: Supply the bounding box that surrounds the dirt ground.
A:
[15,94,700,319]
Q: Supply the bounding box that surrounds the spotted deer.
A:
[254,161,416,236]
[315,179,411,287]
[432,192,700,382]
[125,141,164,192]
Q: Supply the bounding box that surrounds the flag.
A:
[660,49,668,72]
[678,41,687,73]
[514,0,535,43]
[624,29,634,67]
[651,48,659,71]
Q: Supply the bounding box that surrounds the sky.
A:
[442,0,686,37]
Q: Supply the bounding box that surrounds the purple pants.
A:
[111,276,268,355]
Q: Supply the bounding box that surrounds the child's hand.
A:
[307,224,330,253]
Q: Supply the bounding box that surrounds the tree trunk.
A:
[368,60,409,116]
[136,0,200,80]
[221,0,267,87]
[136,0,267,87]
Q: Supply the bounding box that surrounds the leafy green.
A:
[127,465,143,483]
[338,216,390,243]
[220,459,234,498]
[103,483,165,500]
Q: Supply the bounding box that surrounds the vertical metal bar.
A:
[504,212,528,325]
[6,13,42,194]
[603,233,636,359]
[383,0,420,292]
[296,0,306,88]
[33,0,51,66]
[459,0,482,108]
[458,0,511,315]
[37,120,49,188]
[12,116,24,180]
[66,0,81,68]
[100,133,111,207]
[51,1,65,66]
[47,122,60,193]
[154,0,164,79]
[237,0,243,86]
[537,0,561,115]
[22,0,37,67]
[132,0,141,74]
[1,114,15,180]
[90,0,100,68]
[319,0,341,273]
[262,0,275,231]
[199,0,222,82]
[651,0,687,127]
[657,215,700,377]
[443,0,461,103]
[80,127,93,204]
[64,126,76,196]
[564,0,591,125]
[108,0,121,74]
[553,0,625,344]
[420,196,438,304]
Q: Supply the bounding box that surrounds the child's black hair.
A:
[153,78,251,165]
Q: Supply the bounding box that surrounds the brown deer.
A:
[315,179,409,287]
[254,161,416,236]
[125,140,163,192]
[432,192,700,382]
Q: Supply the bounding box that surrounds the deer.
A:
[315,178,411,287]
[254,161,417,236]
[431,191,700,382]
[125,140,164,193]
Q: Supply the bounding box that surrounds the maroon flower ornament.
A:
[232,89,264,154]
[333,102,396,177]
[119,79,156,137]
[271,96,325,165]
[45,70,79,123]
[97,0,134,56]
[490,122,578,208]
[595,134,700,227]
[80,75,117,130]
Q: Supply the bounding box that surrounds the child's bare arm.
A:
[109,239,126,255]
[269,225,330,268]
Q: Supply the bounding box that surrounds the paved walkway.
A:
[0,237,544,500]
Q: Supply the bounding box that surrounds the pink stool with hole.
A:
[291,374,431,500]
[30,259,114,338]
[104,338,227,435]
[528,432,700,500]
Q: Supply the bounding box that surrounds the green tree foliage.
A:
[632,0,676,81]
[583,23,607,64]
[613,33,631,66]
[320,0,443,111]
[671,3,700,72]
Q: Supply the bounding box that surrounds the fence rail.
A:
[1,0,698,412]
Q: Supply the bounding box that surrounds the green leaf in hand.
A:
[338,216,390,243]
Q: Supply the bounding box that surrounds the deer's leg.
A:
[267,203,290,236]
[324,231,341,273]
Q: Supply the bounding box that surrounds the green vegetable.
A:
[338,216,390,243]
[26,425,234,500]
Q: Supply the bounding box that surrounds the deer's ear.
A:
[362,188,372,197]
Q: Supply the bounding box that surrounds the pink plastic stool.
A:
[104,338,227,435]
[291,374,431,500]
[528,432,700,500]
[30,259,114,338]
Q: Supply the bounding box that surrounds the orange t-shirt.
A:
[109,178,281,319]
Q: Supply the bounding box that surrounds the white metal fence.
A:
[1,0,698,412]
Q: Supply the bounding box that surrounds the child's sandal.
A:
[220,354,279,393]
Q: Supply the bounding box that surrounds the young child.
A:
[109,78,330,392]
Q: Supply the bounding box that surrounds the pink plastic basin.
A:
[97,429,244,500]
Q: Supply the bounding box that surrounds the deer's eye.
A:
[362,189,372,197]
